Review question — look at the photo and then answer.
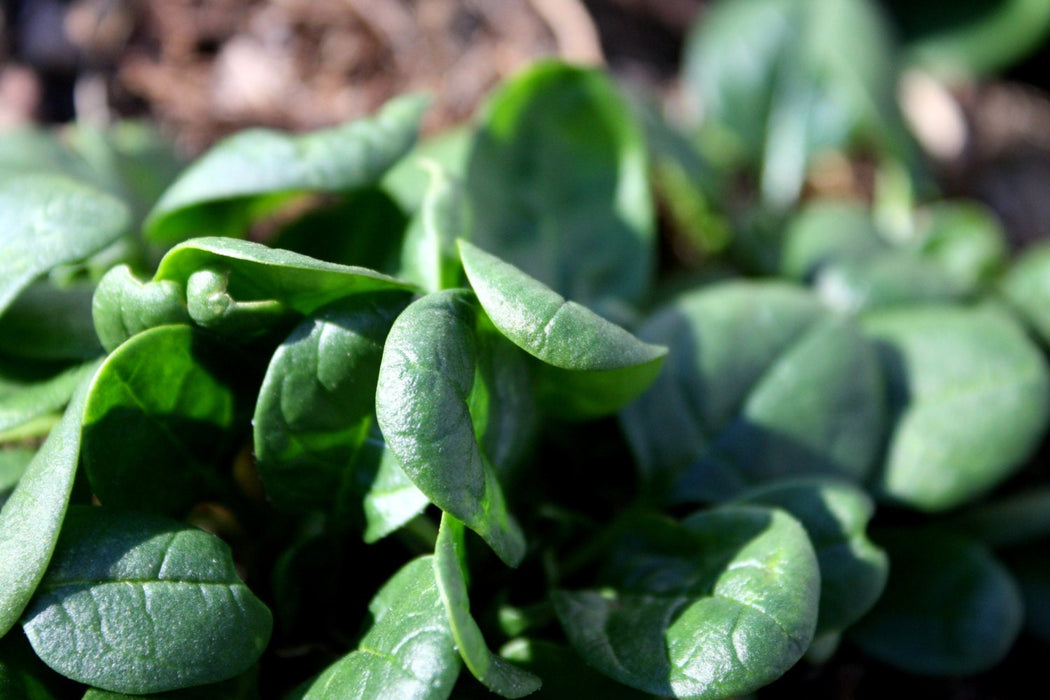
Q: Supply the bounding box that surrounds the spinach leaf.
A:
[734,478,888,636]
[0,281,103,361]
[0,628,72,700]
[376,290,525,566]
[399,163,469,294]
[619,281,886,502]
[1001,241,1050,348]
[553,505,819,698]
[254,293,428,536]
[682,0,903,207]
[466,61,654,311]
[863,304,1050,511]
[458,239,666,420]
[92,265,192,353]
[0,449,33,511]
[81,325,251,516]
[0,371,94,637]
[498,639,650,699]
[912,200,1008,292]
[433,514,540,698]
[21,506,271,695]
[0,174,129,315]
[848,529,1023,675]
[0,359,100,435]
[145,94,428,242]
[300,556,461,700]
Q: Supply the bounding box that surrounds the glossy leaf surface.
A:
[433,514,540,698]
[459,240,665,419]
[81,325,249,516]
[619,282,886,502]
[554,505,819,698]
[22,507,271,694]
[735,478,888,636]
[848,529,1022,675]
[0,174,129,315]
[466,61,654,310]
[376,290,525,566]
[145,94,427,242]
[863,305,1050,510]
[301,556,460,700]
[0,373,93,636]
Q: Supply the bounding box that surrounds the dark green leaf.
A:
[81,325,251,516]
[145,95,428,242]
[498,639,651,699]
[433,514,540,698]
[253,293,427,535]
[0,628,72,700]
[458,240,666,419]
[946,488,1050,549]
[22,507,271,695]
[0,174,129,315]
[553,505,819,698]
[848,529,1023,675]
[619,282,886,503]
[682,0,902,207]
[863,305,1050,511]
[0,372,94,636]
[466,61,654,310]
[301,556,460,699]
[1001,549,1050,645]
[734,478,888,636]
[82,670,256,699]
[1001,241,1050,347]
[0,281,103,361]
[375,290,525,566]
[0,359,100,435]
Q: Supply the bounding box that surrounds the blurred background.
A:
[3,0,1050,250]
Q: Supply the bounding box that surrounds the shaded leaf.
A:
[848,529,1023,675]
[466,61,654,311]
[0,281,102,361]
[0,449,33,511]
[0,359,100,435]
[1001,240,1050,347]
[22,507,271,695]
[145,95,428,242]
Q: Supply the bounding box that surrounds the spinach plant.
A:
[2,9,1050,697]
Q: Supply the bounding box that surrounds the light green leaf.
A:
[382,126,472,213]
[848,529,1023,675]
[145,94,428,242]
[0,359,100,435]
[619,281,886,503]
[1001,241,1050,347]
[376,290,525,566]
[735,478,888,636]
[0,174,129,315]
[863,305,1050,511]
[434,514,540,698]
[553,505,819,698]
[0,371,94,637]
[458,240,666,419]
[81,325,251,516]
[0,449,33,511]
[91,265,192,353]
[780,199,885,281]
[254,293,427,534]
[912,200,1008,292]
[466,61,654,310]
[814,250,967,313]
[301,556,460,700]
[22,507,271,695]
[399,163,469,293]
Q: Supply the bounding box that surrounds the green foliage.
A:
[2,14,1050,696]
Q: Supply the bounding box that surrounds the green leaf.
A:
[0,371,94,637]
[253,293,427,533]
[0,281,103,361]
[434,514,540,698]
[848,529,1023,675]
[0,359,100,435]
[91,265,193,353]
[0,174,130,315]
[863,304,1050,511]
[0,628,72,700]
[145,94,428,242]
[81,325,251,516]
[382,126,472,213]
[458,240,666,419]
[780,199,885,281]
[399,163,470,293]
[912,200,1008,292]
[0,449,33,511]
[82,671,256,699]
[619,282,886,503]
[734,478,888,636]
[21,506,271,695]
[553,505,819,698]
[375,290,526,566]
[466,61,655,310]
[1001,241,1050,347]
[814,250,967,313]
[301,556,461,700]
[682,0,903,207]
[498,639,651,699]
